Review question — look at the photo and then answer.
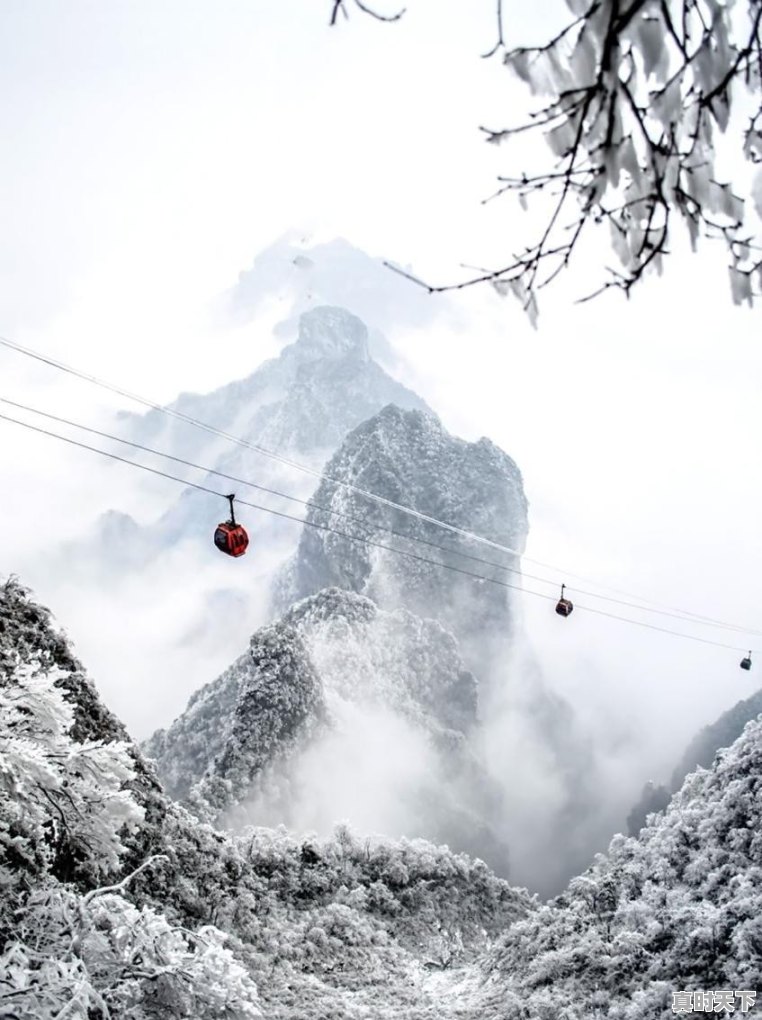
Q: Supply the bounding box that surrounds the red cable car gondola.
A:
[214,493,249,558]
[555,583,574,617]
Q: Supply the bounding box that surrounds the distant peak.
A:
[294,306,369,362]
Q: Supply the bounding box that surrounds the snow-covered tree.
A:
[2,878,262,1019]
[0,658,143,893]
[0,657,263,1019]
[334,0,762,318]
[483,715,762,1017]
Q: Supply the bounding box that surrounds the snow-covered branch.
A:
[340,0,762,318]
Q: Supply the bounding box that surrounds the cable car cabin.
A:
[740,653,752,671]
[214,522,249,558]
[555,584,573,617]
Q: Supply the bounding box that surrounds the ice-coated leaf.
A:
[507,49,532,85]
[720,187,744,224]
[604,142,622,190]
[745,130,762,163]
[710,94,731,134]
[729,266,752,306]
[619,136,641,182]
[570,27,598,84]
[547,118,576,157]
[752,167,762,218]
[686,162,713,209]
[686,213,700,252]
[526,292,539,329]
[610,217,631,266]
[650,79,682,130]
[634,17,669,80]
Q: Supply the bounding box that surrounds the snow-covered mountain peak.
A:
[289,305,370,364]
[277,403,529,671]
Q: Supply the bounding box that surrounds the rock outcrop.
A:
[276,404,529,670]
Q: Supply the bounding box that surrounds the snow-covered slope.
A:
[144,586,510,873]
[626,686,762,836]
[479,714,762,1018]
[670,686,762,791]
[4,578,762,1020]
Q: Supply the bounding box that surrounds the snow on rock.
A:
[282,587,478,735]
[145,588,480,802]
[277,403,529,671]
[144,587,510,871]
[143,621,326,805]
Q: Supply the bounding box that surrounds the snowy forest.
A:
[2,0,762,1017]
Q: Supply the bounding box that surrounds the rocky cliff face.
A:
[144,587,509,872]
[42,296,588,893]
[276,404,529,670]
[143,619,327,805]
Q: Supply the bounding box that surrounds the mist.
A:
[227,701,441,840]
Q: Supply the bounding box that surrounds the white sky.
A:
[1,0,761,779]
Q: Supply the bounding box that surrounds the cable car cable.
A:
[0,410,757,656]
[4,393,761,640]
[0,332,757,635]
[0,395,538,576]
[0,333,528,555]
[0,408,547,599]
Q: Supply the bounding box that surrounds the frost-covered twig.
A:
[80,854,169,908]
[329,0,405,26]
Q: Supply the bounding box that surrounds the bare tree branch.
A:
[481,0,506,59]
[329,0,405,26]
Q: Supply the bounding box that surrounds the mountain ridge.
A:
[3,575,762,1018]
